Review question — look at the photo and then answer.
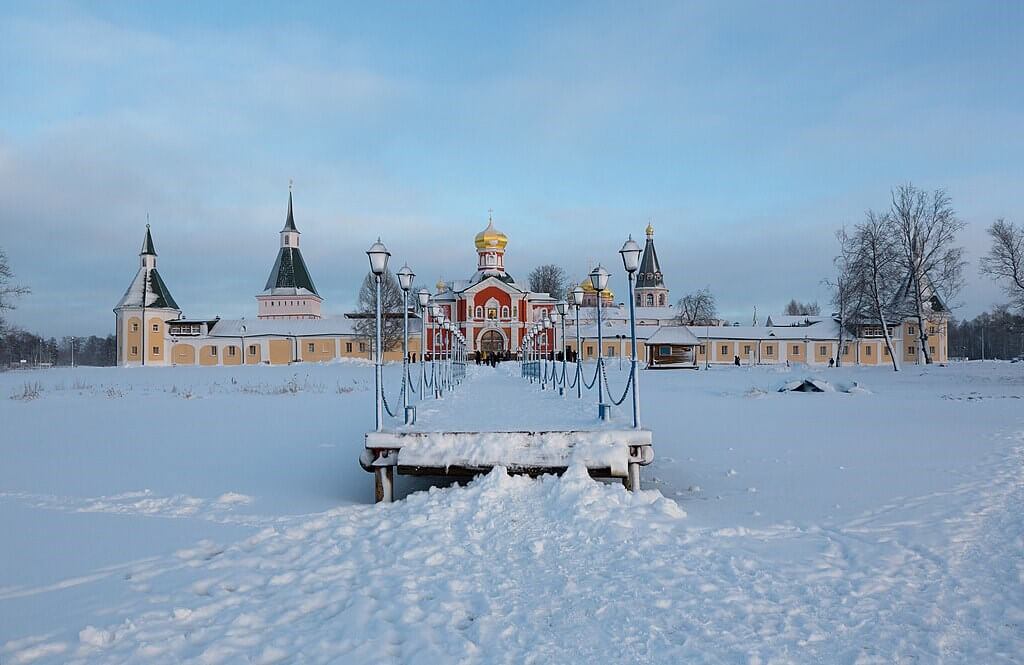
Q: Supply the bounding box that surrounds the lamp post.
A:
[443,320,452,389]
[366,239,390,432]
[620,235,642,430]
[418,289,430,401]
[541,317,550,390]
[431,305,442,397]
[571,285,584,398]
[397,264,416,424]
[556,301,568,397]
[591,265,611,420]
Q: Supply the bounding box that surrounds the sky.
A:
[1,0,1022,337]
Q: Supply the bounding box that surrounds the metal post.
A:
[596,294,606,419]
[402,289,413,424]
[627,271,640,430]
[420,307,427,401]
[560,316,567,397]
[374,274,383,432]
[575,305,582,399]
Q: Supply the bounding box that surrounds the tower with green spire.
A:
[114,224,182,365]
[256,183,323,319]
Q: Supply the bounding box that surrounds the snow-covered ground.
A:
[1,360,1022,663]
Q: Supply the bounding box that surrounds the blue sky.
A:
[2,1,1022,336]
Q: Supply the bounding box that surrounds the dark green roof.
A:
[140,226,157,256]
[264,247,319,295]
[282,191,298,232]
[636,236,665,288]
[148,268,179,309]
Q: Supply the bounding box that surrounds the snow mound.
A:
[845,381,873,394]
[777,377,835,393]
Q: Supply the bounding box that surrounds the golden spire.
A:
[436,275,446,292]
[646,218,654,237]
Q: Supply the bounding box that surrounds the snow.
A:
[2,360,1023,663]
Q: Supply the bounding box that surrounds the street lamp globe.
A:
[366,238,390,276]
[397,264,415,291]
[619,235,642,274]
[417,288,430,309]
[571,284,585,307]
[590,264,610,292]
[556,300,568,316]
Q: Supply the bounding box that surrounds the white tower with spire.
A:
[114,225,181,366]
[257,183,323,319]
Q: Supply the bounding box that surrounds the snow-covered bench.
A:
[359,429,655,502]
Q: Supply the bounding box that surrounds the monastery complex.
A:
[114,190,949,369]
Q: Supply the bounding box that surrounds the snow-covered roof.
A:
[209,315,364,337]
[692,319,842,340]
[645,326,701,346]
[764,314,829,327]
[573,323,657,340]
[115,267,180,311]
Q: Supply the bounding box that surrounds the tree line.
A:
[0,330,118,367]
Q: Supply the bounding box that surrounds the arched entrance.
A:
[479,330,505,356]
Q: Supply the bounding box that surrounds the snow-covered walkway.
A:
[405,362,622,432]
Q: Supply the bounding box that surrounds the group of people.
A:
[475,350,511,367]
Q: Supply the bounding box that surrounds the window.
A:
[636,295,642,306]
[248,345,257,355]
[487,308,497,320]
[586,345,594,358]
[658,294,665,306]
[307,343,315,353]
[501,306,509,318]
[908,325,916,335]
[130,345,138,356]
[743,345,751,355]
[152,346,159,355]
[929,346,936,355]
[792,345,800,355]
[884,347,890,356]
[765,345,774,356]
[659,346,672,356]
[359,342,367,352]
[646,294,654,306]
[608,346,615,356]
[475,306,483,319]
[819,345,828,356]
[929,326,937,334]
[865,346,872,356]
[284,236,290,246]
[345,342,352,352]
[843,346,850,356]
[699,344,706,355]
[152,323,159,332]
[131,322,139,332]
[907,346,916,355]
[210,346,217,356]
[721,344,728,355]
[227,346,237,356]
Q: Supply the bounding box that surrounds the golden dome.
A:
[436,276,446,292]
[576,278,613,300]
[645,221,654,237]
[474,213,508,250]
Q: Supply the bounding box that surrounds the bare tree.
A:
[826,230,863,367]
[0,248,30,334]
[783,299,821,316]
[843,213,902,370]
[979,218,1024,312]
[528,264,568,300]
[889,184,965,364]
[353,270,405,354]
[675,288,717,325]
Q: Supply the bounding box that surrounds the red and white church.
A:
[426,214,557,357]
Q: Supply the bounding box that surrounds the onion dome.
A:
[646,221,654,237]
[474,213,508,250]
[577,277,613,300]
[436,276,446,292]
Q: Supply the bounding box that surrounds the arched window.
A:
[658,294,665,306]
[646,294,654,306]
[475,306,483,319]
[501,306,509,318]
[487,254,495,266]
[636,294,642,306]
